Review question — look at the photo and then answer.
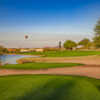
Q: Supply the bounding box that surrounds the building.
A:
[7,48,17,53]
[34,48,44,52]
[20,48,31,53]
[20,48,44,52]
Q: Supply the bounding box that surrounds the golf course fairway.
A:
[0,75,100,100]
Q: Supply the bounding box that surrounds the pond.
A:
[0,54,38,64]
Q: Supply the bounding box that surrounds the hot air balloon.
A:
[24,35,29,40]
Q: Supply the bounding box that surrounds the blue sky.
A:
[0,0,100,48]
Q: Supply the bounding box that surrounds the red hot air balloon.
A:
[24,35,29,40]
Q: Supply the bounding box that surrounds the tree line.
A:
[64,19,100,50]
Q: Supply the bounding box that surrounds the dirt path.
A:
[0,65,100,79]
[18,55,100,65]
[1,56,100,79]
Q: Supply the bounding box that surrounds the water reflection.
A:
[0,55,37,64]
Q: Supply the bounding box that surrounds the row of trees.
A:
[64,19,100,50]
[63,38,92,50]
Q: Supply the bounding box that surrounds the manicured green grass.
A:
[19,51,100,57]
[42,51,100,57]
[0,75,100,100]
[1,63,82,69]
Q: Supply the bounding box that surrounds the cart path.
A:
[0,65,100,79]
[19,55,100,65]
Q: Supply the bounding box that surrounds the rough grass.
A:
[19,51,100,57]
[1,63,83,70]
[0,75,100,100]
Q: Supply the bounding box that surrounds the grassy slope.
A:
[1,63,82,69]
[0,75,100,100]
[19,51,100,57]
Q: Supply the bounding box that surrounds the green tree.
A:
[93,19,100,48]
[0,45,8,54]
[0,45,4,55]
[64,40,77,50]
[94,20,100,36]
[93,36,100,48]
[78,38,91,49]
[0,45,4,66]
